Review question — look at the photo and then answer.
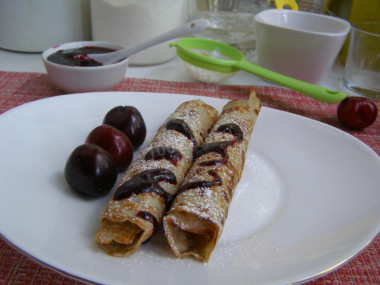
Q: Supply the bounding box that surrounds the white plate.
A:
[0,92,379,285]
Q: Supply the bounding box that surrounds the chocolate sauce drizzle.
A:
[137,211,158,228]
[137,211,158,242]
[113,169,176,205]
[178,123,244,195]
[145,147,182,166]
[113,119,198,206]
[177,170,222,195]
[113,117,243,237]
[111,115,203,241]
[194,141,233,166]
[216,123,243,142]
[166,119,198,146]
[192,123,243,166]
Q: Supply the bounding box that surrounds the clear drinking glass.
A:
[343,22,380,99]
[187,0,269,61]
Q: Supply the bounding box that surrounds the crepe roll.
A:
[95,100,218,257]
[163,91,261,262]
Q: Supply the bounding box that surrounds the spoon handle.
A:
[91,19,209,65]
[121,19,209,60]
[235,60,348,104]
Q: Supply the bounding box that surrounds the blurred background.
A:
[0,0,378,64]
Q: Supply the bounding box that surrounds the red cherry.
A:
[64,144,118,197]
[337,97,378,129]
[103,106,146,150]
[86,125,134,171]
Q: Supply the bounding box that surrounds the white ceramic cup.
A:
[254,9,350,84]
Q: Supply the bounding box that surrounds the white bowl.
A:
[254,9,350,84]
[42,41,128,93]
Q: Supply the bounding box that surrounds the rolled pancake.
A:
[163,91,261,262]
[95,100,218,257]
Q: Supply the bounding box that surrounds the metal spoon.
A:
[87,19,209,65]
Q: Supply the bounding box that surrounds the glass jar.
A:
[187,0,269,61]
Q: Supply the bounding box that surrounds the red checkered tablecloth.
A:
[0,71,379,284]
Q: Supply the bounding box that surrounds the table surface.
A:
[0,47,379,285]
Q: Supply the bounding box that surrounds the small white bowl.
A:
[254,9,350,84]
[42,41,128,93]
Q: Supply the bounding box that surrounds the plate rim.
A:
[0,91,379,285]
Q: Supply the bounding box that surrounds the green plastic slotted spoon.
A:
[171,38,348,104]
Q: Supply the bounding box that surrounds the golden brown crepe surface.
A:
[95,100,218,257]
[164,91,261,262]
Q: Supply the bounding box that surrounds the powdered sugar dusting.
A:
[96,100,218,254]
[219,151,284,243]
[164,98,264,262]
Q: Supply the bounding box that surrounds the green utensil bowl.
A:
[171,38,348,104]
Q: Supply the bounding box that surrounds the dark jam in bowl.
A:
[47,46,117,67]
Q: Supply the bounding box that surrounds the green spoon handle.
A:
[235,60,348,104]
